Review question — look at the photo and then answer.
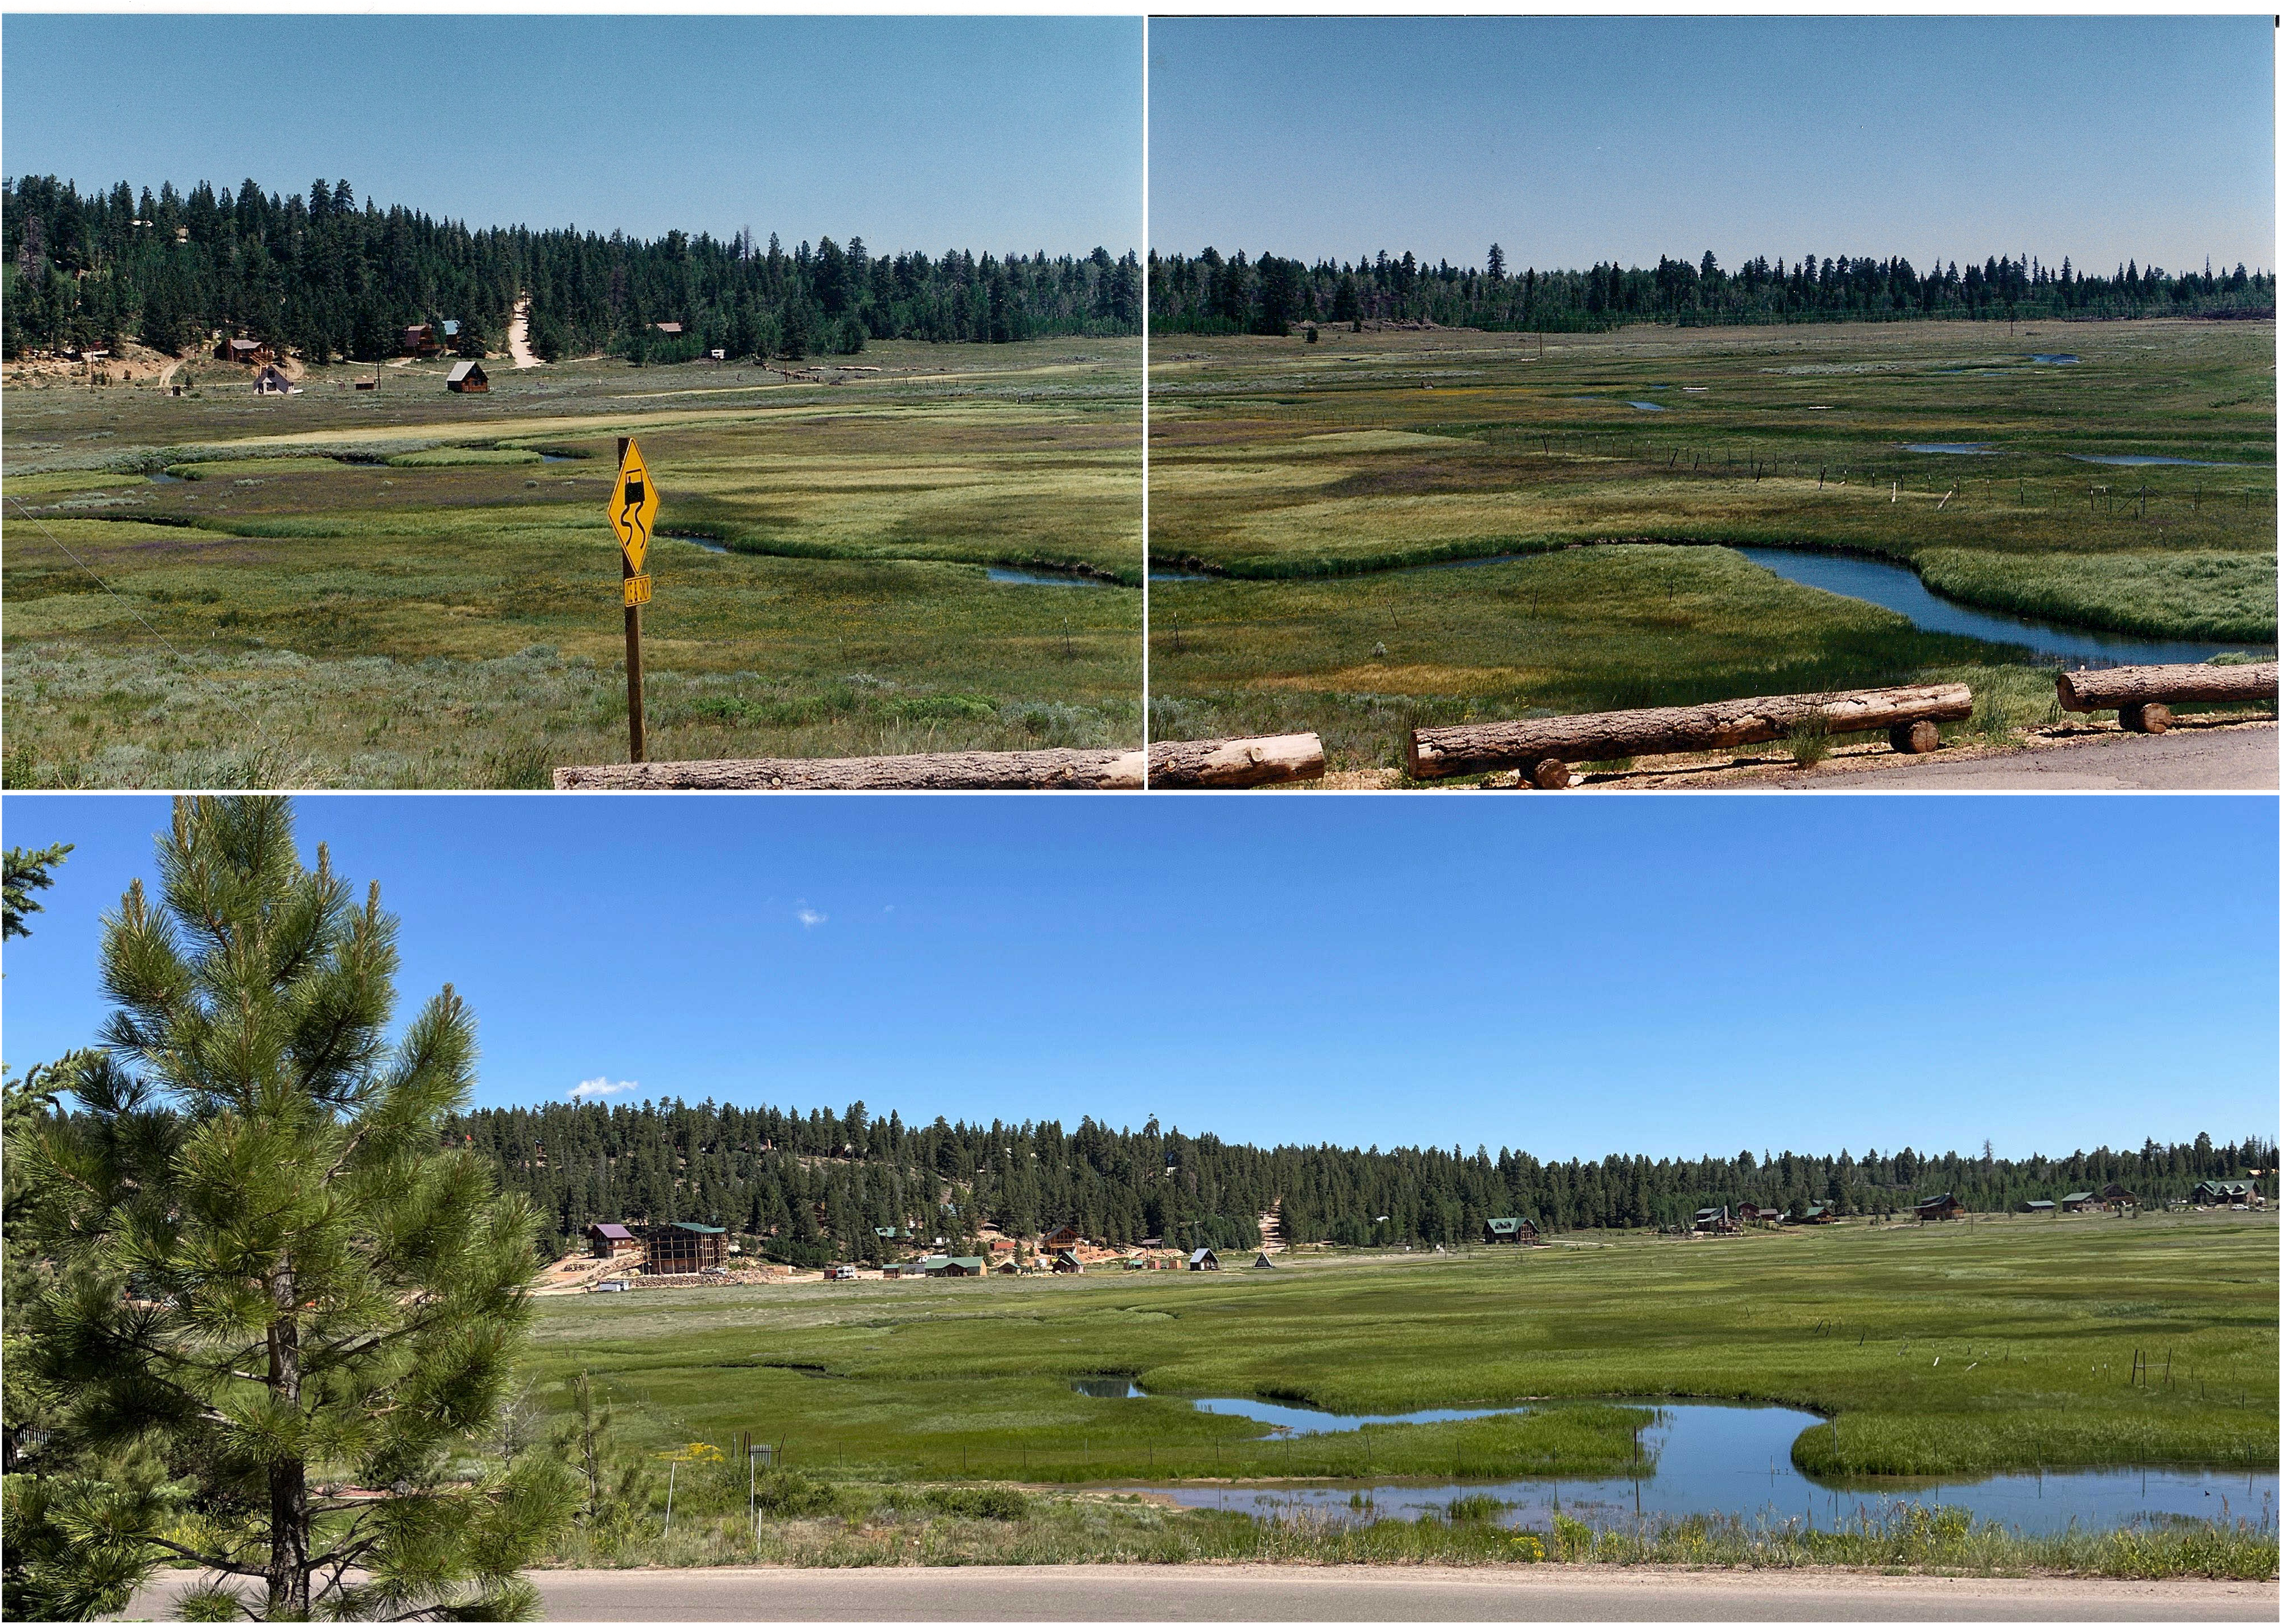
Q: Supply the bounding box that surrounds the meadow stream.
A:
[1072,1387,2275,1535]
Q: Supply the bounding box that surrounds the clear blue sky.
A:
[5,795,2272,1166]
[1,15,1141,255]
[1150,16,2275,274]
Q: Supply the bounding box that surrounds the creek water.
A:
[986,566,1113,588]
[2067,454,2237,468]
[1904,442,1995,454]
[1731,547,2270,667]
[1077,1391,2274,1536]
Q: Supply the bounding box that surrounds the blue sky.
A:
[4,795,2272,1164]
[1,15,1141,255]
[1150,16,2275,273]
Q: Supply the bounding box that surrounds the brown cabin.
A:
[639,1222,727,1274]
[585,1222,640,1260]
[1912,1193,1963,1222]
[401,324,447,357]
[1051,1253,1085,1274]
[216,335,270,365]
[1482,1217,1540,1245]
[1040,1224,1084,1254]
[446,360,489,394]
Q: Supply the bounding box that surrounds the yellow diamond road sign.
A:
[609,440,659,575]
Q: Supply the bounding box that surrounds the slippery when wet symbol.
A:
[609,440,660,574]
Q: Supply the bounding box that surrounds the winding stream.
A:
[1076,1390,2274,1535]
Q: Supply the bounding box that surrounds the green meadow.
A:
[2,340,1140,787]
[1147,318,2275,769]
[523,1213,2275,1487]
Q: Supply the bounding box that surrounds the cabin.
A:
[1051,1253,1084,1274]
[651,321,685,336]
[1912,1193,1963,1222]
[1482,1216,1540,1245]
[877,1226,916,1244]
[639,1221,727,1275]
[2191,1180,2260,1207]
[253,365,299,396]
[1799,1203,1837,1224]
[2061,1191,2099,1213]
[1692,1205,1736,1235]
[446,361,489,394]
[927,1256,986,1278]
[215,336,269,365]
[2021,1199,2056,1215]
[2100,1183,2139,1209]
[585,1222,640,1260]
[400,324,446,357]
[995,1260,1022,1276]
[1040,1224,1084,1255]
[1252,1252,1276,1269]
[1736,1202,1778,1223]
[1188,1248,1220,1272]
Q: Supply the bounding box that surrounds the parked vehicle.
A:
[824,1265,858,1281]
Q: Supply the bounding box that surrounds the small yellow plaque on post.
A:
[623,573,653,608]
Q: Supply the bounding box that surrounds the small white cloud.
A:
[569,1077,639,1101]
[795,904,828,928]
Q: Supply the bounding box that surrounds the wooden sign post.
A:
[608,436,659,762]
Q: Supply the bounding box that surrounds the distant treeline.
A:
[0,174,1141,364]
[1150,244,2276,335]
[451,1098,2274,1268]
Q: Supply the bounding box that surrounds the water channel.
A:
[1074,1388,2274,1535]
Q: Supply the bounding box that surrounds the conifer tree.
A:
[6,798,574,1621]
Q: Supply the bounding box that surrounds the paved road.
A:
[120,1565,2281,1622]
[1761,724,2275,792]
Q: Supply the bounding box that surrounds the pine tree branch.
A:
[137,1534,268,1577]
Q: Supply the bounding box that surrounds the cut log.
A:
[1526,758,1572,790]
[1889,720,1942,755]
[1406,684,1974,780]
[1146,733,1325,789]
[2054,662,2277,714]
[558,733,1327,790]
[554,748,1144,791]
[2118,702,2173,735]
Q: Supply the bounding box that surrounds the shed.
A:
[995,1260,1022,1275]
[253,365,299,396]
[1483,1216,1539,1245]
[2061,1192,2099,1213]
[585,1222,640,1259]
[446,361,489,394]
[639,1221,727,1274]
[1252,1252,1276,1269]
[2021,1199,2056,1214]
[1188,1248,1220,1272]
[652,321,685,335]
[1912,1193,1962,1222]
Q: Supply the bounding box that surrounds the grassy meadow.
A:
[1147,318,2276,769]
[2,340,1140,787]
[522,1212,2275,1487]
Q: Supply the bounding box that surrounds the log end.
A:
[2119,702,2173,735]
[1528,758,1573,790]
[2054,671,2089,713]
[1888,720,1942,755]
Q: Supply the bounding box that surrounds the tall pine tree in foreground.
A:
[6,798,574,1620]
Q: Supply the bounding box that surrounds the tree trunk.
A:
[1145,733,1324,788]
[1406,684,1974,779]
[266,1268,310,1618]
[2054,662,2277,713]
[554,748,1145,791]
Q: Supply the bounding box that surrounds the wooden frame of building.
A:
[639,1221,728,1274]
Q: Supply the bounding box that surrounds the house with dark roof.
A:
[1693,1205,1736,1234]
[2191,1180,2260,1207]
[585,1222,640,1259]
[1912,1193,1963,1221]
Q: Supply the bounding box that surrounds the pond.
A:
[987,566,1114,588]
[1734,546,2272,668]
[662,532,730,554]
[1071,1382,1534,1432]
[1132,1400,2275,1538]
[2031,354,2081,364]
[1150,568,1215,582]
[1904,442,1995,454]
[1627,402,1666,411]
[2067,454,2236,468]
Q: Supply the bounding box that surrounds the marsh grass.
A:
[1784,706,1833,768]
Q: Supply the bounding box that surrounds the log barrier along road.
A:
[555,735,1327,790]
[115,1565,2280,1623]
[2056,660,2279,735]
[1748,721,2277,792]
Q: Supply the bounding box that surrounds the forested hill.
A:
[452,1098,2274,1267]
[1150,245,2275,335]
[1,174,1142,364]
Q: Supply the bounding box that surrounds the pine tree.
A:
[6,798,575,1621]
